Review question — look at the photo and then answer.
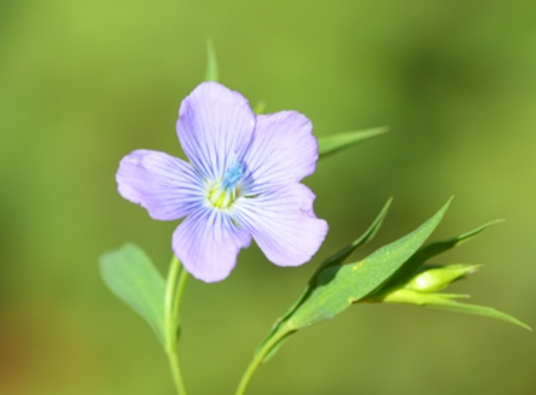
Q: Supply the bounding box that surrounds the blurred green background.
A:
[1,0,535,394]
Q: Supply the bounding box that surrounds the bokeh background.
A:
[1,0,535,394]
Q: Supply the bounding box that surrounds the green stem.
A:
[164,255,189,395]
[235,327,290,395]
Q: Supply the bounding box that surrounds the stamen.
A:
[222,161,245,190]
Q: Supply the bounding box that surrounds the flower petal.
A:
[116,150,204,220]
[172,208,251,282]
[176,82,256,180]
[243,111,317,192]
[233,184,328,266]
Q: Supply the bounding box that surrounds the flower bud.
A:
[405,264,481,293]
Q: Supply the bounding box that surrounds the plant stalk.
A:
[235,327,290,395]
[164,255,189,395]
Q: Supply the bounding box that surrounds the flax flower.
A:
[117,82,327,282]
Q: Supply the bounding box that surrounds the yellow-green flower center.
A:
[207,161,245,209]
[208,185,241,209]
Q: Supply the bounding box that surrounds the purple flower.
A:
[116,82,328,282]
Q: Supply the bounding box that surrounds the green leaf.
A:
[257,198,393,361]
[316,197,393,274]
[293,197,392,313]
[100,244,166,344]
[381,289,531,331]
[286,199,451,330]
[205,39,218,82]
[318,126,388,158]
[374,220,502,296]
[282,197,392,323]
[428,299,531,331]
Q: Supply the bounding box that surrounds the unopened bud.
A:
[405,264,481,293]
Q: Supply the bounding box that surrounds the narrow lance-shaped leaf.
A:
[205,39,218,82]
[100,244,167,344]
[258,199,393,362]
[428,299,531,331]
[316,197,393,274]
[373,220,503,296]
[380,289,531,331]
[279,198,392,324]
[286,199,452,330]
[318,126,388,159]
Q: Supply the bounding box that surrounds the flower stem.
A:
[164,255,189,395]
[235,327,290,395]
